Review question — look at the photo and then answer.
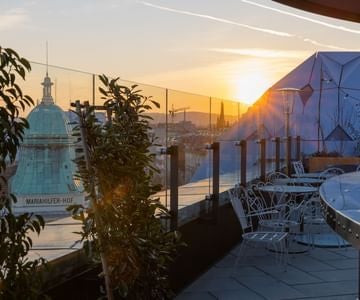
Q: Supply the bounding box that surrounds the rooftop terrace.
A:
[11,60,360,298]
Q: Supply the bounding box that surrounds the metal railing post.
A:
[275,137,280,172]
[240,140,247,187]
[296,135,301,161]
[212,142,220,222]
[286,136,292,176]
[160,146,179,231]
[260,139,266,182]
[169,145,179,231]
[203,142,220,222]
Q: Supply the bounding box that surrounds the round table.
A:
[258,185,318,194]
[273,177,324,186]
[291,172,332,179]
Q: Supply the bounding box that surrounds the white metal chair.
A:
[292,160,305,176]
[319,167,344,179]
[253,181,287,209]
[299,193,348,249]
[300,196,329,249]
[266,171,289,183]
[250,183,308,246]
[228,186,289,270]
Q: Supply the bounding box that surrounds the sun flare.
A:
[233,60,273,105]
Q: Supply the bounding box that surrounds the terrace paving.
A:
[176,243,358,300]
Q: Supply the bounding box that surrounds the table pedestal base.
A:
[294,233,350,248]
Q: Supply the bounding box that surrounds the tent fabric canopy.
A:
[325,125,353,141]
[192,52,360,181]
[265,52,360,148]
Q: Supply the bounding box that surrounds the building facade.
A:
[10,72,84,214]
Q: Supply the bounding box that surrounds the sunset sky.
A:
[1,0,360,105]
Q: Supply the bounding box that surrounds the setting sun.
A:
[233,60,274,105]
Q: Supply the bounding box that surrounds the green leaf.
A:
[19,57,31,71]
[35,214,45,228]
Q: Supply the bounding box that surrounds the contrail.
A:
[138,1,349,50]
[299,37,348,50]
[208,48,311,58]
[138,1,292,37]
[242,0,360,34]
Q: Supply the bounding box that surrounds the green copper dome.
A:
[25,103,71,139]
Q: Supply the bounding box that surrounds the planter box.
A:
[307,157,360,172]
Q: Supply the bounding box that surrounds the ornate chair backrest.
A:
[228,186,252,231]
[292,160,305,175]
[319,167,344,178]
[266,171,289,183]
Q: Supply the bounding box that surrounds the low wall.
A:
[307,157,360,172]
[45,191,242,298]
[170,196,241,293]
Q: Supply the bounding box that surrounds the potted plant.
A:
[69,75,181,299]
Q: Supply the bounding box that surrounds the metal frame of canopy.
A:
[273,0,360,23]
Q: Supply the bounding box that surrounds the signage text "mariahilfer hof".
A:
[24,197,74,205]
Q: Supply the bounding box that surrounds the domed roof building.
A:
[10,72,84,214]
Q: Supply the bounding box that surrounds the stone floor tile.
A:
[330,247,358,259]
[185,277,244,293]
[232,265,268,277]
[267,265,323,285]
[211,288,265,300]
[306,247,349,261]
[175,291,216,300]
[310,269,358,282]
[325,258,358,269]
[288,254,336,272]
[294,294,358,300]
[292,280,357,298]
[237,275,306,300]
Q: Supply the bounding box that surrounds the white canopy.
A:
[192,52,360,180]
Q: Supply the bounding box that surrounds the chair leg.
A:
[233,240,248,273]
[273,238,288,271]
[282,238,289,271]
[234,238,288,273]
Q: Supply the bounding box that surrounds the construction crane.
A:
[169,104,190,123]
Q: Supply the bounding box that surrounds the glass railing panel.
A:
[247,140,261,182]
[210,97,242,189]
[218,140,240,190]
[17,61,258,214]
[167,90,212,206]
[167,89,211,148]
[20,62,94,117]
[266,138,277,174]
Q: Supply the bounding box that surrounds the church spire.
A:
[46,40,48,76]
[41,41,54,105]
[41,75,54,104]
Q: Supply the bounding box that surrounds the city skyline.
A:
[1,0,360,105]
